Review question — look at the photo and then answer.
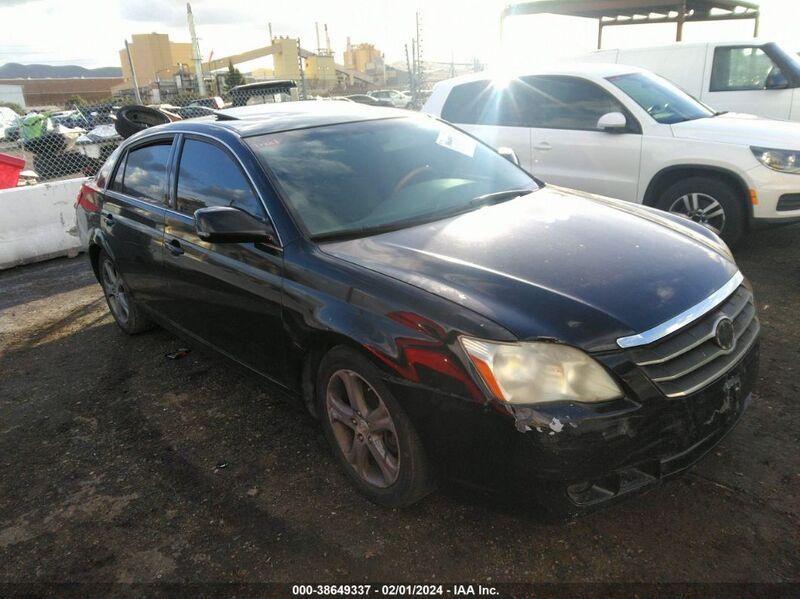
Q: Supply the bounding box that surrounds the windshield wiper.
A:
[467,188,535,208]
[712,110,729,117]
[311,188,536,243]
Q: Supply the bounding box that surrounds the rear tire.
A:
[317,346,434,508]
[655,176,745,246]
[98,251,154,335]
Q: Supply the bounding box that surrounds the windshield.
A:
[608,72,715,124]
[246,117,538,239]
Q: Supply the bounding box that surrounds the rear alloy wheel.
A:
[317,347,433,507]
[656,176,745,246]
[98,251,153,334]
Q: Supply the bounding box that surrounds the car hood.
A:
[322,187,738,352]
[671,112,800,147]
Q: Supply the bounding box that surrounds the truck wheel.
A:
[655,176,745,245]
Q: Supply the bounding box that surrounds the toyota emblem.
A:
[714,318,735,351]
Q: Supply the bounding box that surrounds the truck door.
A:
[703,45,793,120]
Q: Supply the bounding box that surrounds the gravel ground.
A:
[1,225,798,585]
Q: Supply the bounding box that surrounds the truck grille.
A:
[628,286,759,398]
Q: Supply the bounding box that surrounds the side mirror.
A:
[597,111,628,132]
[497,146,520,166]
[194,206,278,245]
[765,68,789,90]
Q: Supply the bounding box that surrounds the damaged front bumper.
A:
[505,341,759,510]
[388,341,759,514]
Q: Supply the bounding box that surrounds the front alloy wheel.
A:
[326,369,400,488]
[656,176,745,246]
[317,347,433,507]
[668,192,726,234]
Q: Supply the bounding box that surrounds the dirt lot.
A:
[1,225,799,585]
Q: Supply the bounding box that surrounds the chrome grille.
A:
[628,286,760,398]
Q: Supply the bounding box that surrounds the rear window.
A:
[117,141,173,204]
[95,145,122,189]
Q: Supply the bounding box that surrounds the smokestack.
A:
[268,22,273,42]
[315,22,321,53]
[187,3,206,96]
[324,24,331,54]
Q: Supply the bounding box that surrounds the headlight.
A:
[751,146,800,174]
[460,337,623,404]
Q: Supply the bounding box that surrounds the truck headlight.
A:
[751,146,800,174]
[460,337,623,405]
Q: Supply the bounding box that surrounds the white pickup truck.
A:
[578,40,800,122]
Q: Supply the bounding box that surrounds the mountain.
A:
[0,63,122,79]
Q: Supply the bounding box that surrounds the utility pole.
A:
[405,44,413,100]
[297,39,307,100]
[411,39,417,100]
[124,39,142,104]
[187,2,206,96]
[415,11,423,92]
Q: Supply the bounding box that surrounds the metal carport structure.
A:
[501,1,761,48]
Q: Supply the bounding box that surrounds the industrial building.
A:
[344,40,384,74]
[117,33,196,88]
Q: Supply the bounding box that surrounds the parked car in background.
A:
[424,63,800,244]
[189,96,225,110]
[230,80,297,106]
[369,89,411,108]
[347,94,394,107]
[578,41,800,122]
[175,105,217,120]
[76,101,758,514]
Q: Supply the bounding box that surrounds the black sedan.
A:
[75,102,759,514]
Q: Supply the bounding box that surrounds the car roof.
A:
[149,100,409,138]
[433,62,648,90]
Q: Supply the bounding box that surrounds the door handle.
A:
[165,238,184,256]
[102,213,115,227]
[534,141,553,151]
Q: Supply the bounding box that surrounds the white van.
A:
[578,41,800,122]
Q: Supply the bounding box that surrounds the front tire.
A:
[655,176,745,245]
[317,346,434,508]
[98,251,153,335]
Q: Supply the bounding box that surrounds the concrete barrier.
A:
[0,177,87,270]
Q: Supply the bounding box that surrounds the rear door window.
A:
[118,140,173,204]
[711,46,779,91]
[175,138,264,218]
[441,79,539,127]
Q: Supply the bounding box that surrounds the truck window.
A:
[711,46,780,92]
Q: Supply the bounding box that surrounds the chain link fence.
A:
[0,80,374,186]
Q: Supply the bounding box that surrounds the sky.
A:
[0,0,797,72]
